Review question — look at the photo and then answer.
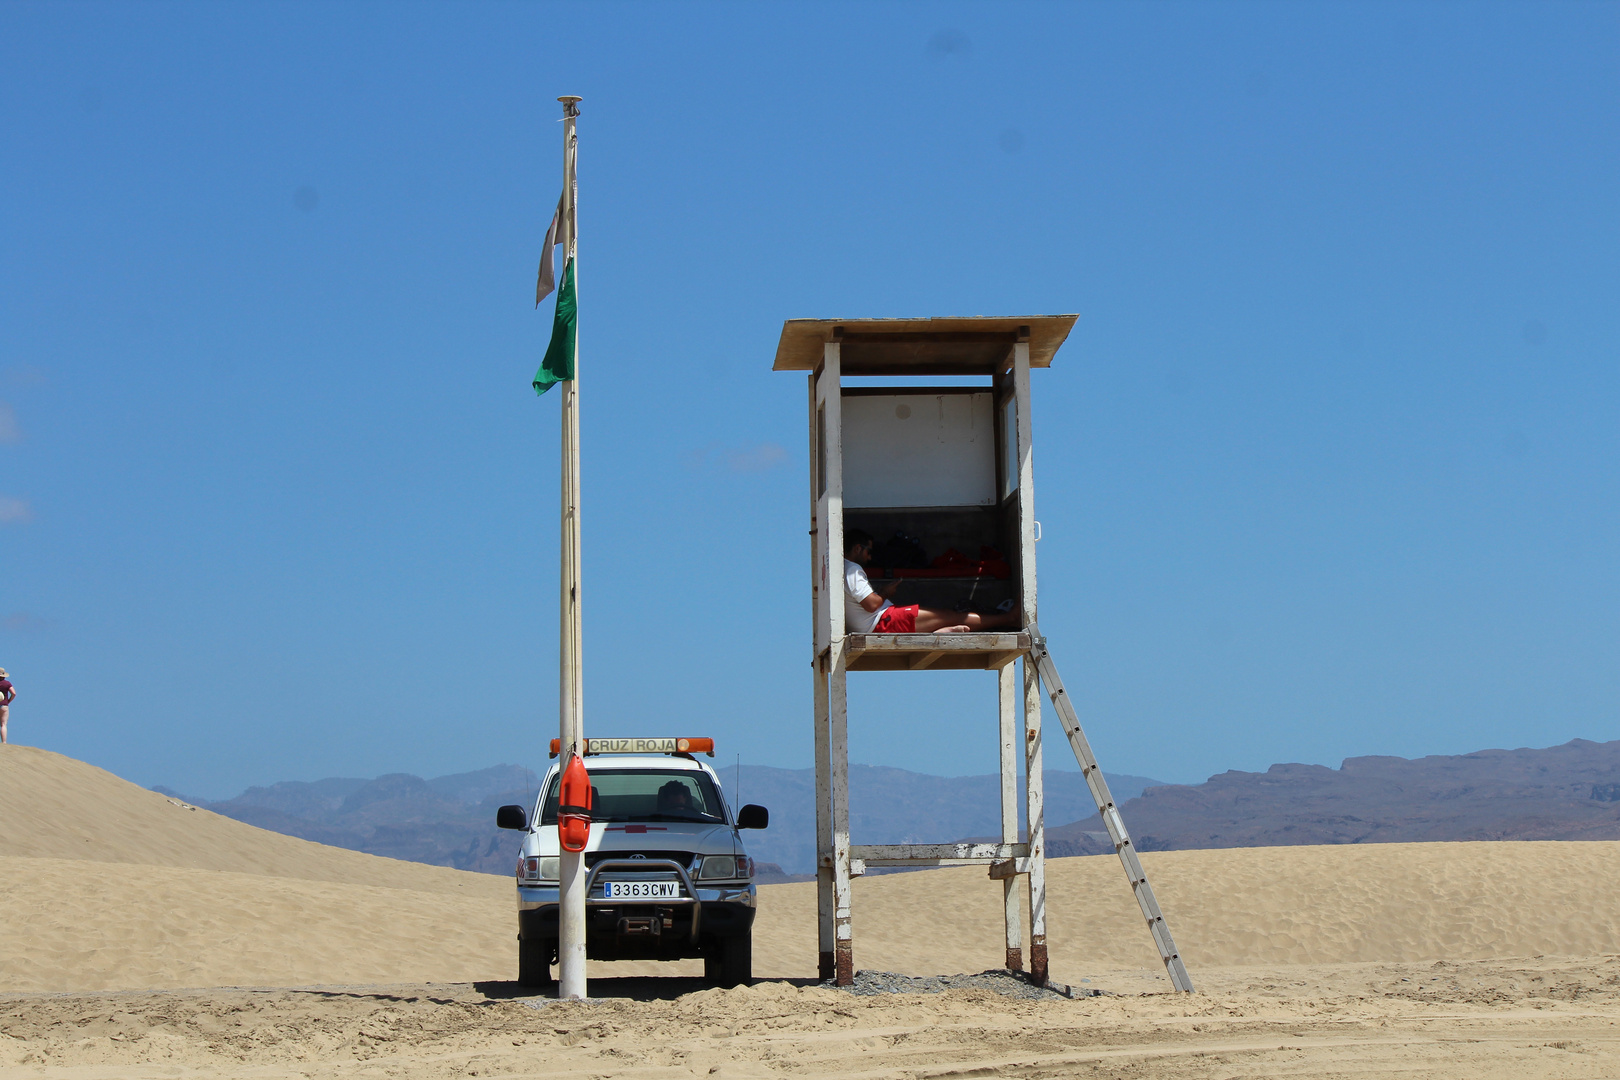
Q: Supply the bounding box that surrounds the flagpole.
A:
[555,93,587,1002]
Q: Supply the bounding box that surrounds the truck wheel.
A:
[518,935,556,988]
[705,933,752,988]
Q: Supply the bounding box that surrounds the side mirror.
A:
[496,804,528,830]
[737,804,768,830]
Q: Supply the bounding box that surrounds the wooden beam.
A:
[989,858,1033,880]
[851,842,1027,862]
[861,859,1003,867]
[840,385,993,397]
[836,331,1019,346]
[909,649,945,670]
[845,632,1028,653]
[823,854,868,877]
[772,315,1079,373]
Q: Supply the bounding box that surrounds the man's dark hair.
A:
[845,529,874,555]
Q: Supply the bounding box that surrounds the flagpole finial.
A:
[558,96,581,118]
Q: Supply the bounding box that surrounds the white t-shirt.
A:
[844,559,891,634]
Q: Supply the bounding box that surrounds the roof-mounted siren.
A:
[548,737,716,758]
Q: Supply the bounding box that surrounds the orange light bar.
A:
[548,737,716,758]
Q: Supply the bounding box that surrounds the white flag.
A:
[535,190,565,306]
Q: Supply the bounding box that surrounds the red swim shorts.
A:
[874,604,919,633]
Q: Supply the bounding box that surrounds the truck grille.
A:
[588,855,696,901]
[583,850,696,869]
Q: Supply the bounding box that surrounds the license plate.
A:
[603,881,680,899]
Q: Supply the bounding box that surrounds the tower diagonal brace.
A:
[1027,622,1195,993]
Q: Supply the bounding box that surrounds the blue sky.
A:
[2,1,1615,799]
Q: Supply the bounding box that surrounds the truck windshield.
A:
[538,768,727,825]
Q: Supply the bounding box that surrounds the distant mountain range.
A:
[155,765,542,876]
[708,764,1165,876]
[1049,738,1620,852]
[158,739,1620,879]
[157,763,1163,879]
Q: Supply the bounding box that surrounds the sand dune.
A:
[814,838,1620,974]
[6,744,1620,1077]
[6,743,1620,993]
[12,840,1619,994]
[0,746,481,891]
[0,856,512,992]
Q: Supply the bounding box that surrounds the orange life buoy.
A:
[557,754,592,853]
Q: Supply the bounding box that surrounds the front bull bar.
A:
[583,859,703,943]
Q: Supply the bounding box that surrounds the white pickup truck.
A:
[496,738,769,987]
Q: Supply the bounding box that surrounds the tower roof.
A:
[772,315,1078,377]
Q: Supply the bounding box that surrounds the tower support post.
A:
[812,662,834,979]
[830,647,854,985]
[1010,337,1049,985]
[1024,657,1048,985]
[811,340,851,984]
[998,662,1023,971]
[808,370,835,981]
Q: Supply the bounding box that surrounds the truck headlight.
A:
[698,856,737,880]
[519,857,560,884]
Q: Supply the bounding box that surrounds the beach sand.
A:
[4,744,1619,1077]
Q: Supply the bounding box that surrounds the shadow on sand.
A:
[473,977,820,1002]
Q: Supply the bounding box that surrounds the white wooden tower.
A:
[774,316,1194,991]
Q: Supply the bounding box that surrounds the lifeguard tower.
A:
[774,316,1194,991]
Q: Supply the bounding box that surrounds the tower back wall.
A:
[841,391,996,509]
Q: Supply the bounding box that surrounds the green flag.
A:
[533,256,576,395]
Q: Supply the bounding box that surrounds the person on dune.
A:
[0,668,14,745]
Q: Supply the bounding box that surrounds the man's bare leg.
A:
[914,608,1022,633]
[1,705,8,745]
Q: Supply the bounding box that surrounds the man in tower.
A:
[843,530,1022,634]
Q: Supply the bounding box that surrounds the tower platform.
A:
[837,631,1030,672]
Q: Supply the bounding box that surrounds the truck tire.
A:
[704,933,752,988]
[518,934,555,988]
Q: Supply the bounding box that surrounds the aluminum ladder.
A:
[1027,622,1195,992]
